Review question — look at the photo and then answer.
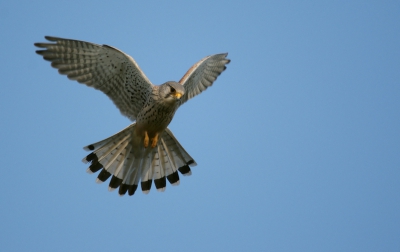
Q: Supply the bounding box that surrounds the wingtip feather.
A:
[182,171,192,176]
[171,180,180,186]
[83,145,95,151]
[44,36,60,42]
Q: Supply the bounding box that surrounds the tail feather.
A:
[140,149,157,194]
[123,155,143,185]
[159,138,176,177]
[164,128,197,167]
[118,183,129,196]
[113,145,131,177]
[141,144,169,192]
[96,169,111,183]
[154,138,179,190]
[90,134,130,166]
[83,123,196,196]
[128,184,138,196]
[114,145,133,179]
[108,176,122,191]
[102,139,130,173]
[82,127,132,163]
[82,125,136,152]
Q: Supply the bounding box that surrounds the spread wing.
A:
[35,36,153,121]
[178,53,230,105]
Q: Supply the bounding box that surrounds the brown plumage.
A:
[35,36,230,196]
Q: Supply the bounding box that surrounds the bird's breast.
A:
[136,102,178,137]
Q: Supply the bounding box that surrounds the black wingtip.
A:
[119,184,129,195]
[154,177,167,190]
[178,165,191,175]
[97,169,111,182]
[88,162,103,173]
[35,49,47,55]
[128,184,138,196]
[109,176,123,189]
[141,180,152,192]
[44,36,59,41]
[34,43,45,48]
[167,171,180,184]
[85,153,98,162]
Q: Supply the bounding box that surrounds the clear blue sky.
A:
[1,1,399,251]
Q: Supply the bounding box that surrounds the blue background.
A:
[1,1,399,251]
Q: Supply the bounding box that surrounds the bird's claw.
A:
[151,136,158,148]
[144,131,149,148]
[144,131,158,148]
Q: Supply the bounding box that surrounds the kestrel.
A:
[34,36,230,196]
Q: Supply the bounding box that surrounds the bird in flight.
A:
[34,36,230,196]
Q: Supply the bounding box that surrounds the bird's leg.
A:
[150,133,159,148]
[143,131,149,148]
[143,131,158,148]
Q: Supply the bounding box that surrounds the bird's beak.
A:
[174,92,183,99]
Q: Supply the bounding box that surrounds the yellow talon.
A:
[144,131,149,148]
[151,133,159,148]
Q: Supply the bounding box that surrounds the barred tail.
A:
[82,123,197,196]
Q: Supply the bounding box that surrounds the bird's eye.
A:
[170,87,176,93]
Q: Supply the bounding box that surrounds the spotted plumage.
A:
[35,36,230,196]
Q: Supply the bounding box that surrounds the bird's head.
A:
[160,81,185,103]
